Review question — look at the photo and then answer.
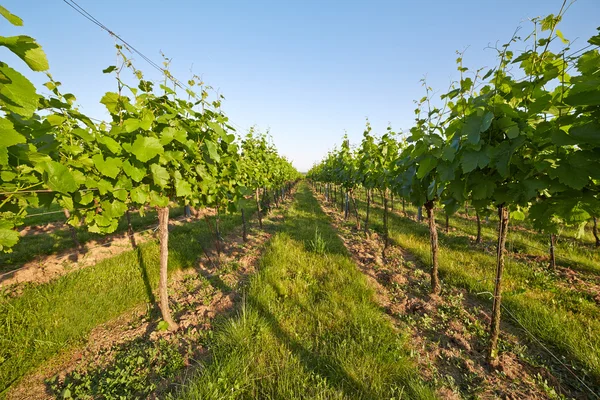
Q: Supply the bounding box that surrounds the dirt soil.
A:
[0,210,215,293]
[6,192,295,400]
[312,187,591,400]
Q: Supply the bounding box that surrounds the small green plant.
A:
[309,227,327,254]
[46,338,184,399]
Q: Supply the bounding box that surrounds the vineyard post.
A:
[425,200,441,294]
[445,213,449,233]
[549,234,556,269]
[344,191,349,220]
[382,189,389,258]
[365,189,371,234]
[215,203,222,259]
[488,204,509,365]
[417,206,423,222]
[593,217,599,247]
[157,206,179,331]
[255,188,263,229]
[241,208,247,242]
[476,212,482,244]
[350,191,360,230]
[126,209,137,248]
[63,209,81,250]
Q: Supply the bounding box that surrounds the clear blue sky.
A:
[3,0,599,171]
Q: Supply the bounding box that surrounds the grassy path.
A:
[176,183,435,399]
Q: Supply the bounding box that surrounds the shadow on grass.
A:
[250,297,373,399]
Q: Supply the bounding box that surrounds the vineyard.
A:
[1,2,600,399]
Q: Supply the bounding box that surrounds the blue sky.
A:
[3,0,599,171]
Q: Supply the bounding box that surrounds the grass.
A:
[0,203,253,395]
[0,205,185,273]
[175,183,435,400]
[340,190,600,388]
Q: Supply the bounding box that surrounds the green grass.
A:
[175,183,435,400]
[0,203,252,395]
[344,192,600,389]
[0,205,185,273]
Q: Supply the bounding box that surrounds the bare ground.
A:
[0,210,215,293]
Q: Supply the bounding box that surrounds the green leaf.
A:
[0,117,26,147]
[0,35,49,71]
[150,163,170,187]
[472,179,496,200]
[556,29,568,44]
[437,161,455,181]
[569,122,600,146]
[175,177,192,197]
[510,209,526,220]
[102,65,117,73]
[131,184,149,204]
[98,136,122,155]
[416,156,437,179]
[461,150,490,173]
[72,128,94,142]
[79,191,94,205]
[92,154,122,179]
[100,92,119,114]
[204,140,220,163]
[551,165,588,190]
[462,114,483,145]
[481,111,494,132]
[149,191,169,207]
[575,50,600,75]
[564,90,600,107]
[0,228,19,252]
[131,136,164,162]
[506,125,520,139]
[0,6,23,26]
[140,110,154,130]
[123,118,141,133]
[42,161,78,193]
[441,145,456,162]
[0,62,38,118]
[123,160,146,182]
[157,320,169,331]
[550,129,578,146]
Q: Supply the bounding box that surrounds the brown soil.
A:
[312,188,588,400]
[6,192,295,400]
[0,210,215,293]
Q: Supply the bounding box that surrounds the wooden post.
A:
[126,209,137,248]
[157,206,178,331]
[241,208,248,242]
[549,233,556,269]
[425,200,440,295]
[488,205,509,365]
[255,187,263,229]
[365,189,371,234]
[476,212,482,244]
[593,216,600,248]
[63,209,81,250]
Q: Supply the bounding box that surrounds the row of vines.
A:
[0,6,300,329]
[308,9,600,366]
